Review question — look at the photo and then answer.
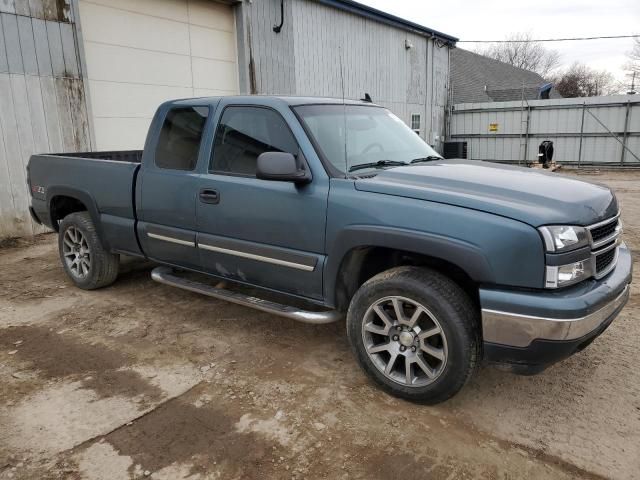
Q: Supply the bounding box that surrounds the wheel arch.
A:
[47,187,108,249]
[326,226,493,311]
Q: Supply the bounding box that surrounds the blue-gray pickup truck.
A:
[27,96,632,403]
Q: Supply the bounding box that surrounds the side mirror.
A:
[256,152,311,184]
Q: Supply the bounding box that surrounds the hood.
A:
[354,160,618,227]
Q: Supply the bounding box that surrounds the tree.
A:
[551,63,618,97]
[625,38,640,74]
[477,32,561,78]
[623,38,639,93]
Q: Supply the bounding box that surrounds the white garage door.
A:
[79,0,238,150]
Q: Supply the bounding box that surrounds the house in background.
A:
[0,0,457,239]
[450,48,561,104]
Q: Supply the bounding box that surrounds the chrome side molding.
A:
[150,266,342,325]
[198,242,315,272]
[147,232,195,247]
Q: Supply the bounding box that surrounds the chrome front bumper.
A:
[482,284,630,348]
[480,242,633,351]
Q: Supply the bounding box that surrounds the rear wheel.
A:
[58,212,119,290]
[347,266,479,404]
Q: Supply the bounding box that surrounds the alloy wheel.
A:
[361,296,448,387]
[62,226,91,278]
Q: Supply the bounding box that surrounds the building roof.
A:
[451,48,561,104]
[316,0,458,44]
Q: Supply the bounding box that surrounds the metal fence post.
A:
[523,105,531,164]
[577,102,586,168]
[621,101,631,166]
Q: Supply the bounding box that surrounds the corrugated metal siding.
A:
[450,96,640,166]
[0,0,90,239]
[237,0,450,147]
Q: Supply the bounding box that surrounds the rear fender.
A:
[47,186,108,250]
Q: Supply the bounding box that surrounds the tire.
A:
[346,266,479,404]
[58,211,119,290]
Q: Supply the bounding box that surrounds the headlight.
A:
[545,260,593,288]
[539,225,590,253]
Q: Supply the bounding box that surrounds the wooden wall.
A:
[0,0,91,239]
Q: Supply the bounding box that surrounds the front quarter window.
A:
[294,105,441,175]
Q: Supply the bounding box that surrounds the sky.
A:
[358,0,639,85]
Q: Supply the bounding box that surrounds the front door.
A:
[196,105,328,300]
[137,105,211,270]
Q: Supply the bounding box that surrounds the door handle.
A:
[199,189,219,204]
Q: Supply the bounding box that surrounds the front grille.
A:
[590,218,619,244]
[588,214,621,279]
[595,248,616,274]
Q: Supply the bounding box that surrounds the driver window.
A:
[210,106,298,176]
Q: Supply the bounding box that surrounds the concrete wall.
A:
[235,0,451,150]
[449,95,640,166]
[0,0,91,239]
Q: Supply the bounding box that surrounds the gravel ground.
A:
[0,169,638,480]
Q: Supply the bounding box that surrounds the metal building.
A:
[235,0,455,146]
[0,0,456,240]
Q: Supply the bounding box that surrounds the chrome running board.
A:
[151,266,342,325]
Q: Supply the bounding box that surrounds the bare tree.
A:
[477,32,561,78]
[551,63,619,97]
[622,38,639,93]
[625,38,640,74]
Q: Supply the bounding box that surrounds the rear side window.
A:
[155,106,209,170]
[210,106,298,176]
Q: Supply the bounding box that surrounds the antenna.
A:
[338,45,348,175]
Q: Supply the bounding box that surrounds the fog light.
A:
[545,260,592,288]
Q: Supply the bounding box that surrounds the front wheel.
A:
[346,266,479,404]
[58,211,119,290]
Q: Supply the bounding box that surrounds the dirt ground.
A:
[1,169,639,480]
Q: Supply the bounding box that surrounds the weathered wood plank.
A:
[54,76,76,151]
[39,75,62,152]
[0,91,18,238]
[17,15,38,75]
[59,21,78,77]
[32,17,52,76]
[24,75,49,153]
[0,73,33,236]
[11,74,41,236]
[1,13,24,74]
[27,0,43,18]
[14,0,29,16]
[24,74,51,233]
[68,78,90,150]
[0,0,16,14]
[0,12,8,72]
[45,19,65,76]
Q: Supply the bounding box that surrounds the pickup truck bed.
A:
[28,150,143,257]
[58,150,143,162]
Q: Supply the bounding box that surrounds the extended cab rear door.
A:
[137,103,215,270]
[195,100,329,301]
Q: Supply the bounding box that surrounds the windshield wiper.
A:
[410,156,443,164]
[348,160,408,172]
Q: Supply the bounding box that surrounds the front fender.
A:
[323,225,495,305]
[323,187,546,307]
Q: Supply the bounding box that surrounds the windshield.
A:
[294,105,442,175]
